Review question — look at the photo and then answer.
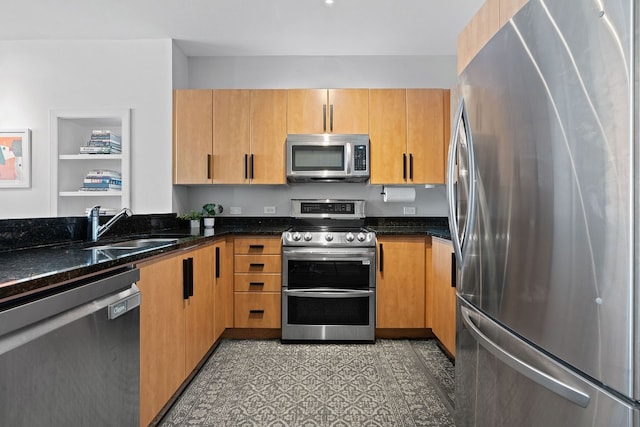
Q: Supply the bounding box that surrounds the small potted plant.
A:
[202,203,223,228]
[179,210,202,229]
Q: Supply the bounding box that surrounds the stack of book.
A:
[80,169,122,191]
[80,130,122,154]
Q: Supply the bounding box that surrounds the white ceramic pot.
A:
[203,217,215,228]
[190,219,200,229]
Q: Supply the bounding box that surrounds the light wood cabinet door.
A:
[432,237,456,357]
[184,246,215,373]
[212,239,230,342]
[328,89,369,134]
[138,255,186,427]
[457,0,500,74]
[500,0,528,27]
[173,89,213,184]
[407,89,446,184]
[288,89,369,134]
[250,90,287,184]
[287,89,327,134]
[369,89,407,184]
[213,89,251,184]
[376,236,426,328]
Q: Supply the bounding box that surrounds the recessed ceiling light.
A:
[325,0,334,4]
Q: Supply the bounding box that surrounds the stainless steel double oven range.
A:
[281,199,376,342]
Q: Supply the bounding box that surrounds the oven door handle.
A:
[283,289,374,299]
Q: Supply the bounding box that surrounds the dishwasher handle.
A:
[108,288,141,320]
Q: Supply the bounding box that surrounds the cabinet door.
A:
[376,236,426,328]
[369,89,407,184]
[499,0,528,27]
[328,89,369,134]
[407,89,446,184]
[287,89,328,134]
[213,89,251,184]
[184,246,215,373]
[138,256,186,427]
[432,238,456,356]
[173,90,213,184]
[250,90,287,184]
[457,0,500,74]
[212,239,230,341]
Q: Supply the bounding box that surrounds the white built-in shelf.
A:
[59,190,123,197]
[59,154,123,161]
[51,108,131,217]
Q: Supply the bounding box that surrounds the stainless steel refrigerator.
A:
[447,0,640,425]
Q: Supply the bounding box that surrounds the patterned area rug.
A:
[159,339,454,427]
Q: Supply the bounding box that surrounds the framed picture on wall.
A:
[0,129,31,188]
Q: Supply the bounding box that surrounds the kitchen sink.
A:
[86,238,179,251]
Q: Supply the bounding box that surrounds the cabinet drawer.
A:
[234,274,281,292]
[234,237,281,255]
[234,293,281,328]
[234,255,281,273]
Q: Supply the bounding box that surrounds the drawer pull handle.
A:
[249,309,265,314]
[249,282,264,287]
[249,245,264,249]
[249,263,265,268]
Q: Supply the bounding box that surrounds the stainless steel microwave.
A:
[286,134,370,183]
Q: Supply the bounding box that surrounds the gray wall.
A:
[177,54,456,218]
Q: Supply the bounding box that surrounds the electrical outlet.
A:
[230,206,242,215]
[403,206,416,215]
[264,206,276,214]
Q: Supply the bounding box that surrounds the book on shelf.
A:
[80,146,121,154]
[90,130,121,141]
[83,178,122,186]
[85,169,121,177]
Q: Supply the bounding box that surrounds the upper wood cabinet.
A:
[174,89,287,185]
[370,89,448,185]
[500,0,528,27]
[376,236,426,329]
[250,90,287,184]
[213,89,251,184]
[457,0,529,74]
[173,90,213,184]
[287,89,369,134]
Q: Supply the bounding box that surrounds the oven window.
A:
[291,146,344,171]
[287,295,370,325]
[287,260,371,290]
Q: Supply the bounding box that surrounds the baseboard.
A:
[375,328,434,339]
[222,328,282,339]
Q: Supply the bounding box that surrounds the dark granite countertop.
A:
[0,214,449,306]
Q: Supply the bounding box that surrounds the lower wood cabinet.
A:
[138,239,229,427]
[376,236,426,328]
[233,236,281,328]
[431,237,456,356]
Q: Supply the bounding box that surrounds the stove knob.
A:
[304,232,313,241]
[357,232,367,242]
[345,232,355,242]
[292,232,302,241]
[325,233,333,242]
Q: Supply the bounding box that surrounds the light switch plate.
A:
[230,206,242,215]
[264,206,276,214]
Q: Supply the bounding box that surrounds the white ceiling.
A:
[1,0,483,56]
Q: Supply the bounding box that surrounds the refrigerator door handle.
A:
[447,99,477,266]
[461,306,591,408]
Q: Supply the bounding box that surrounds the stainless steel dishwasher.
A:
[0,267,141,426]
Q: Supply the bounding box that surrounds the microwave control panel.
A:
[353,145,367,171]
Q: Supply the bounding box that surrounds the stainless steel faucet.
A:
[87,206,133,241]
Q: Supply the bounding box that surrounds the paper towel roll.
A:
[383,186,416,203]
